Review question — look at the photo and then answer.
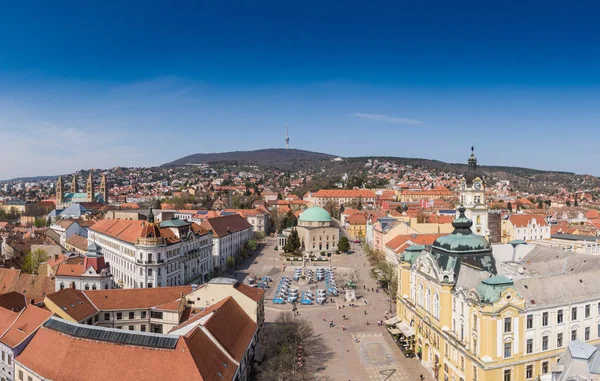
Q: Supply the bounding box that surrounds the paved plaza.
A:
[233,238,432,381]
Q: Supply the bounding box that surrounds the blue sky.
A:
[1,1,600,179]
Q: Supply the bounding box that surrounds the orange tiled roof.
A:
[508,214,548,228]
[311,189,376,198]
[65,235,88,251]
[0,305,52,347]
[83,286,193,311]
[386,234,445,253]
[17,324,237,381]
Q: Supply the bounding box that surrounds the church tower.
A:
[71,175,77,193]
[100,174,108,204]
[458,147,489,238]
[86,171,94,202]
[56,175,63,206]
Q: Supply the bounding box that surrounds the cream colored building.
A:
[295,207,339,256]
[396,207,600,381]
[459,148,489,238]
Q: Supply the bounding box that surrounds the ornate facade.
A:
[459,148,489,238]
[396,207,600,381]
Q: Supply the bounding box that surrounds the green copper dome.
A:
[432,206,491,254]
[299,207,332,222]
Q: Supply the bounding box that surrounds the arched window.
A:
[92,284,97,290]
[476,215,481,225]
[60,283,65,290]
[84,284,89,290]
[434,292,440,319]
[426,288,431,312]
[418,284,424,306]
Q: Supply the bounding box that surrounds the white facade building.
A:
[88,214,213,289]
[201,214,253,272]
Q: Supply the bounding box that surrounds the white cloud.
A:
[0,102,151,180]
[355,113,424,125]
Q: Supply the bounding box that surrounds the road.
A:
[232,236,432,381]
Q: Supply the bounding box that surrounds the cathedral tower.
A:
[100,174,108,204]
[86,171,94,202]
[458,147,489,238]
[71,175,77,193]
[56,175,63,206]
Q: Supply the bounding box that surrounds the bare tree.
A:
[255,312,333,381]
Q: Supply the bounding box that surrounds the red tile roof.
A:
[0,305,52,347]
[385,234,445,253]
[90,219,208,245]
[17,324,236,381]
[508,214,548,228]
[83,286,192,311]
[55,263,86,277]
[311,189,376,199]
[204,297,257,361]
[44,288,97,322]
[65,235,88,251]
[233,282,265,303]
[200,214,253,238]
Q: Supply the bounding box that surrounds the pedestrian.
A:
[420,374,425,381]
[364,310,367,315]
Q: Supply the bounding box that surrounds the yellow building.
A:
[396,206,600,381]
[347,213,367,240]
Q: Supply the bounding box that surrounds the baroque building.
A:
[459,148,489,238]
[56,171,108,208]
[396,207,600,381]
[88,211,213,288]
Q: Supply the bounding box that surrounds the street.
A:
[232,238,431,381]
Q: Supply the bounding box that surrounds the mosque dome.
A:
[298,207,332,222]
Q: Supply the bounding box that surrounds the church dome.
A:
[432,206,491,254]
[463,147,485,185]
[298,207,332,222]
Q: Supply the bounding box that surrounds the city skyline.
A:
[1,2,600,179]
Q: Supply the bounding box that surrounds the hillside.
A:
[162,149,600,193]
[162,148,336,171]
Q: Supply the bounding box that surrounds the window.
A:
[473,314,478,331]
[116,326,122,329]
[586,327,591,341]
[116,312,122,320]
[18,370,23,381]
[526,314,533,329]
[572,307,578,320]
[473,366,477,381]
[524,339,533,358]
[104,312,110,320]
[557,333,563,347]
[92,284,97,290]
[504,317,512,333]
[557,309,563,324]
[542,312,548,326]
[503,369,511,381]
[572,329,577,341]
[129,312,134,319]
[141,325,146,332]
[597,302,600,315]
[150,311,163,319]
[542,335,548,350]
[84,284,89,290]
[1,351,3,362]
[141,311,147,319]
[586,304,591,318]
[8,354,11,365]
[94,314,99,323]
[128,325,134,331]
[542,361,549,374]
[60,282,65,290]
[526,364,533,379]
[504,342,511,358]
[28,376,32,381]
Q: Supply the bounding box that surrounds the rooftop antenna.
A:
[286,124,290,149]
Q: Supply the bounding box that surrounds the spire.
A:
[100,173,108,204]
[56,175,63,205]
[468,146,477,169]
[148,207,154,223]
[71,175,77,193]
[86,170,94,202]
[285,124,290,149]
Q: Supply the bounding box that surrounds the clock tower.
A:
[458,147,489,238]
